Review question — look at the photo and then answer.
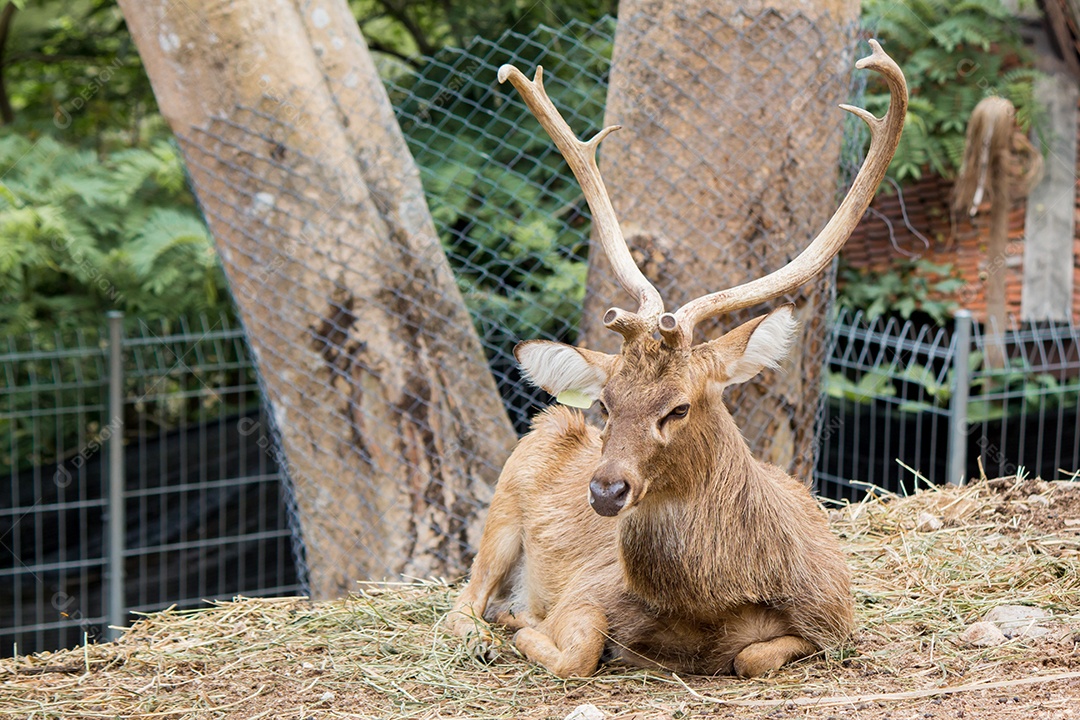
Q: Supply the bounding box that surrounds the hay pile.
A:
[3,477,1079,719]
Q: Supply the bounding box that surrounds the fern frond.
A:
[124,208,213,278]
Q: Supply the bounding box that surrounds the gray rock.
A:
[983,605,1051,638]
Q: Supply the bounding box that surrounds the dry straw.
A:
[3,475,1079,718]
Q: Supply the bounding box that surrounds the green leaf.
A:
[825,370,896,403]
[966,398,1006,423]
[124,208,212,278]
[899,400,937,414]
[895,296,917,319]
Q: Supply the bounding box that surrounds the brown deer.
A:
[446,40,906,679]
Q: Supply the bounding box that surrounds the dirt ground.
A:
[2,477,1079,719]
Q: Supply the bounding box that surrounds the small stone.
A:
[564,704,604,720]
[302,661,315,670]
[1026,494,1051,507]
[983,605,1050,638]
[959,621,1006,647]
[916,512,943,532]
[318,691,335,703]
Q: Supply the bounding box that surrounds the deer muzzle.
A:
[589,474,630,517]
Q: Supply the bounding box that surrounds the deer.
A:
[445,40,906,679]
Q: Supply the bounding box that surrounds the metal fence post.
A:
[105,311,125,641]
[946,310,973,486]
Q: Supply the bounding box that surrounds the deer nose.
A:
[589,477,629,517]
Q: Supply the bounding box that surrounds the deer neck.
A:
[616,406,769,615]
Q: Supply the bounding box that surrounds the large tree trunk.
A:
[582,0,860,481]
[118,0,516,598]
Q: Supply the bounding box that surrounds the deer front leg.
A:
[733,635,817,678]
[445,486,522,644]
[513,603,607,678]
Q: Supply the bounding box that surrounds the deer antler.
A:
[498,64,664,342]
[656,40,908,348]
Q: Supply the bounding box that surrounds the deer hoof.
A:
[444,609,478,636]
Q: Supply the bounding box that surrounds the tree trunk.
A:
[582,0,860,481]
[117,0,516,598]
[1021,72,1076,324]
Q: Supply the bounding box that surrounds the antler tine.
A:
[498,64,664,342]
[657,40,908,348]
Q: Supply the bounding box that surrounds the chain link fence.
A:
[173,10,871,595]
[6,9,1080,650]
[4,12,911,649]
[385,17,616,433]
[387,11,869,442]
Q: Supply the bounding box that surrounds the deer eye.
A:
[596,400,609,417]
[663,404,690,423]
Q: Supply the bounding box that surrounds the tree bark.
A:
[1021,72,1077,324]
[117,0,516,598]
[582,0,860,481]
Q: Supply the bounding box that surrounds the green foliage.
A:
[825,369,896,403]
[836,258,964,325]
[0,132,232,337]
[964,356,1080,421]
[351,0,616,63]
[825,348,1080,422]
[895,353,1080,420]
[861,0,1044,183]
[390,19,615,343]
[3,0,156,136]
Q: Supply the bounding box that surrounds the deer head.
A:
[499,41,906,516]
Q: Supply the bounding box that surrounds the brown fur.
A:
[446,314,854,678]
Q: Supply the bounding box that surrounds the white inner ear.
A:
[516,342,608,400]
[728,306,798,385]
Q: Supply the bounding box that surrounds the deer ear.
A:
[514,341,617,406]
[698,304,798,386]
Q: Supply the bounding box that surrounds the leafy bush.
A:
[862,0,1043,183]
[836,257,965,325]
[4,0,153,137]
[354,0,615,63]
[829,352,1080,422]
[0,132,232,337]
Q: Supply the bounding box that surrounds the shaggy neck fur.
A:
[616,400,797,621]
